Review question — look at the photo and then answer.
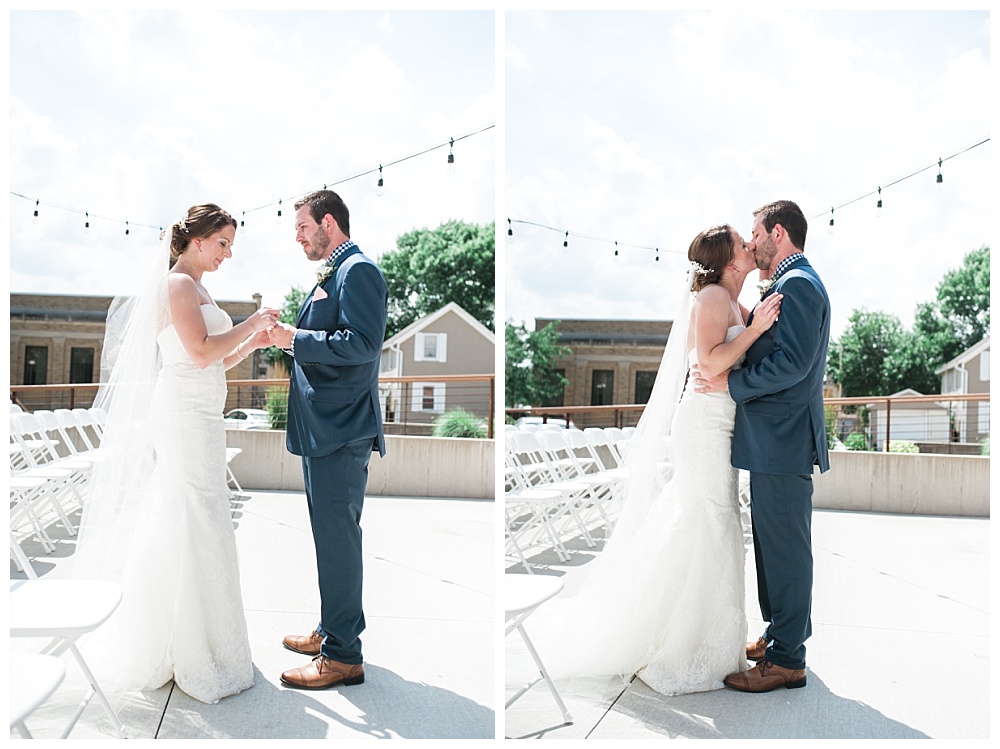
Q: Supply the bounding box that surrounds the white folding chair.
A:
[535,430,614,533]
[505,574,572,724]
[226,447,244,499]
[505,452,572,570]
[507,431,597,548]
[10,476,58,557]
[10,579,126,738]
[9,653,66,738]
[73,408,105,450]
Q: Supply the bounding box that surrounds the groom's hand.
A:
[269,321,297,349]
[691,364,729,394]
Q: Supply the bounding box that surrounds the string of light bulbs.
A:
[819,137,988,233]
[509,136,989,259]
[10,123,494,236]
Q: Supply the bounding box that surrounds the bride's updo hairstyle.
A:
[687,224,734,292]
[166,204,238,269]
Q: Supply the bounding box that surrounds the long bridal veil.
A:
[529,262,702,697]
[72,229,173,583]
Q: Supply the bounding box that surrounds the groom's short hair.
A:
[754,200,807,251]
[296,190,350,237]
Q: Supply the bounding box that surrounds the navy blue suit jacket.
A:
[285,245,388,458]
[728,257,831,475]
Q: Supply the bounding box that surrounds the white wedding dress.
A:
[79,304,254,704]
[535,325,748,697]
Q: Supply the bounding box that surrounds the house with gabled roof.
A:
[379,302,495,429]
[935,336,990,444]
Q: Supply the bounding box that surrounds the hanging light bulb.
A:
[276,199,283,224]
[377,165,384,197]
[447,138,455,174]
[506,218,513,242]
[84,211,90,233]
[32,199,39,224]
[614,240,619,262]
[936,158,943,189]
[241,211,246,233]
[828,208,834,235]
[125,220,130,238]
[655,247,660,262]
[876,187,883,218]
[563,231,569,253]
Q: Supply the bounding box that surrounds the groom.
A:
[695,200,830,692]
[268,189,388,690]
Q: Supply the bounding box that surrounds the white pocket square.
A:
[313,286,328,301]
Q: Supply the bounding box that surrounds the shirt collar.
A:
[325,239,356,266]
[772,252,805,283]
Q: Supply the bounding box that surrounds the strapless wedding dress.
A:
[84,304,254,704]
[534,325,749,697]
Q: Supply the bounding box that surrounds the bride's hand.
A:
[248,307,280,332]
[245,329,272,351]
[750,293,782,334]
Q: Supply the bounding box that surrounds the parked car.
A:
[512,416,576,430]
[223,408,271,429]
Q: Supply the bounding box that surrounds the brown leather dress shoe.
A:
[280,655,365,690]
[724,660,806,692]
[746,636,768,661]
[283,631,324,656]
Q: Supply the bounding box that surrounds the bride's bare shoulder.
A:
[692,283,729,311]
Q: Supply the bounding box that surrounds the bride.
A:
[532,224,782,697]
[72,204,280,704]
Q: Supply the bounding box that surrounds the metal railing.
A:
[11,373,497,439]
[506,392,990,453]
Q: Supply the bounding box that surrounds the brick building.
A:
[10,293,268,407]
[534,318,674,417]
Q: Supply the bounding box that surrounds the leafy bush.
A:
[981,436,990,456]
[888,440,919,454]
[266,387,289,430]
[844,433,868,451]
[433,408,487,439]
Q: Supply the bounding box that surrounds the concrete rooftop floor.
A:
[505,508,990,740]
[11,489,495,739]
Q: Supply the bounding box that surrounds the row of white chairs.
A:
[10,407,110,577]
[9,404,126,737]
[504,426,635,573]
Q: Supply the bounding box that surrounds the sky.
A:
[8,10,495,315]
[504,10,992,340]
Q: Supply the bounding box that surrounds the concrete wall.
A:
[813,451,989,517]
[225,430,495,500]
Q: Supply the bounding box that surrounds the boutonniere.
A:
[757,278,775,299]
[315,263,335,285]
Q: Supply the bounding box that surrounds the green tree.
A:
[914,245,990,365]
[505,321,570,408]
[263,286,309,371]
[829,309,909,396]
[379,220,494,339]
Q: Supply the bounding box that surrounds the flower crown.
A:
[687,260,714,291]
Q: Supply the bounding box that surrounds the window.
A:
[591,369,614,406]
[635,370,657,404]
[24,346,48,385]
[980,350,990,382]
[412,382,445,413]
[380,348,397,373]
[542,369,566,407]
[414,332,447,362]
[69,347,95,384]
